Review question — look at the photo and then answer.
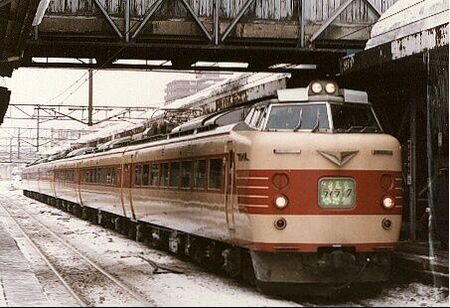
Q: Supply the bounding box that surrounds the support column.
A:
[88,59,93,126]
[425,51,436,238]
[408,79,418,241]
[125,0,130,42]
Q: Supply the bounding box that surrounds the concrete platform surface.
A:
[0,222,50,307]
[394,241,449,288]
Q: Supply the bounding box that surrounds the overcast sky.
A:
[4,68,198,107]
[0,68,236,152]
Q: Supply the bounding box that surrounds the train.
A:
[22,80,403,293]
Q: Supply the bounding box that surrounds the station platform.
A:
[393,241,449,288]
[0,222,50,306]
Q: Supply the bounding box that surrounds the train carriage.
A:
[22,80,403,292]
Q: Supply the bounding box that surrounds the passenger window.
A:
[209,158,223,190]
[250,109,261,127]
[134,165,142,186]
[142,164,149,186]
[256,108,267,128]
[106,169,112,184]
[111,168,116,185]
[181,161,192,188]
[170,162,180,187]
[150,164,159,186]
[194,160,206,189]
[160,163,169,186]
[98,168,104,183]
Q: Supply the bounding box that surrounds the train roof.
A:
[169,105,250,136]
[276,81,369,104]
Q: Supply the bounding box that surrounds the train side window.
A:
[181,161,192,188]
[142,164,149,186]
[208,158,223,190]
[67,170,74,182]
[134,165,142,186]
[90,169,95,183]
[111,168,117,185]
[245,108,255,124]
[170,162,180,187]
[249,109,261,127]
[150,163,159,186]
[97,168,104,183]
[106,170,111,184]
[255,107,268,129]
[194,160,206,189]
[160,163,169,186]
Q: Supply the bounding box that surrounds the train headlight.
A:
[382,196,394,209]
[274,195,288,209]
[311,82,323,94]
[325,82,336,94]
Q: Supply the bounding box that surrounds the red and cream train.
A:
[22,80,403,291]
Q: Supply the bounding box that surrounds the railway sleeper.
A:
[25,192,256,286]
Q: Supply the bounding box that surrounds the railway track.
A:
[0,197,154,307]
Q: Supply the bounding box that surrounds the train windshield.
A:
[331,103,381,133]
[265,104,329,131]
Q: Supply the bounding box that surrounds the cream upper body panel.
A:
[233,130,402,171]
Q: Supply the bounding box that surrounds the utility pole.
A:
[88,58,94,126]
[9,137,12,163]
[36,105,40,152]
[17,128,20,160]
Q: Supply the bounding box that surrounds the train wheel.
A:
[221,247,241,278]
[241,251,256,286]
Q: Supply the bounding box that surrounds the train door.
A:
[225,142,236,234]
[37,168,42,194]
[76,162,83,206]
[50,168,56,198]
[120,152,136,220]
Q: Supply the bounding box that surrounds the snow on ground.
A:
[0,180,448,307]
[0,181,299,307]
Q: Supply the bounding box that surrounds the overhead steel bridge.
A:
[1,0,400,76]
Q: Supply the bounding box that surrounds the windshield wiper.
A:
[293,109,303,132]
[345,125,363,133]
[311,111,321,133]
[360,126,382,133]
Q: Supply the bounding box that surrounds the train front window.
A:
[265,104,329,131]
[331,104,381,133]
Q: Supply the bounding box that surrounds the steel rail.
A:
[0,203,88,307]
[1,199,153,306]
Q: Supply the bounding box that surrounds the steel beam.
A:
[132,0,164,40]
[92,0,123,39]
[364,0,381,18]
[214,0,219,46]
[125,0,130,42]
[298,0,305,47]
[311,0,380,43]
[221,0,256,43]
[179,0,212,41]
[310,0,354,43]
